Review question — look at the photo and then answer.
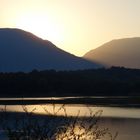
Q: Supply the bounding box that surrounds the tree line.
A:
[0,67,140,97]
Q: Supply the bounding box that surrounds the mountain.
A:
[84,37,140,69]
[0,28,100,72]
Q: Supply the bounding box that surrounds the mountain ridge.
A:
[0,28,100,72]
[84,37,140,69]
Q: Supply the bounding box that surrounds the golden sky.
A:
[1,0,140,56]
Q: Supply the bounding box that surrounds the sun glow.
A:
[16,14,64,44]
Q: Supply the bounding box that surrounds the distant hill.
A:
[84,38,140,69]
[0,28,100,72]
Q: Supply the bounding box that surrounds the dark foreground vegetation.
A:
[0,105,118,140]
[0,66,140,97]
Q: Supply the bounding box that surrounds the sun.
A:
[15,14,64,44]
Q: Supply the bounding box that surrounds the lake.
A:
[0,97,140,140]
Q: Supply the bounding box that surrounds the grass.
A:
[0,104,118,140]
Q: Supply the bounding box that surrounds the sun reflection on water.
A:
[1,104,140,118]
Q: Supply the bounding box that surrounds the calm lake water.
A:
[0,97,140,140]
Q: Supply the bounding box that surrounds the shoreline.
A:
[0,96,140,107]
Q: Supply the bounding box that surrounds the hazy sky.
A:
[1,0,140,56]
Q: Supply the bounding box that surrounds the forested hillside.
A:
[0,67,140,97]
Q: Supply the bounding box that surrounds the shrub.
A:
[0,105,118,140]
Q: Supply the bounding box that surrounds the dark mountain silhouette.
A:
[0,28,100,72]
[84,37,140,69]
